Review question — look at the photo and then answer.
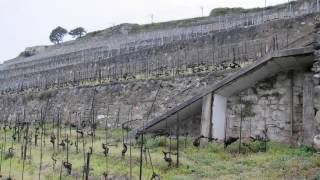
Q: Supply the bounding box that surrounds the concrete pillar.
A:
[212,94,227,141]
[303,73,315,145]
[200,93,213,145]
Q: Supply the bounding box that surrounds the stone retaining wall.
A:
[226,71,307,144]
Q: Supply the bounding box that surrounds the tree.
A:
[49,26,68,44]
[69,27,86,39]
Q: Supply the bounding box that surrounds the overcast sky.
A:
[0,0,289,63]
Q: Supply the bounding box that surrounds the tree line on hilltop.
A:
[49,26,86,44]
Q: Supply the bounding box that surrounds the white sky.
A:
[0,0,289,63]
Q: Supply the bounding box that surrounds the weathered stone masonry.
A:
[226,71,307,144]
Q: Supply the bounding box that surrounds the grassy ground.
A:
[0,125,319,180]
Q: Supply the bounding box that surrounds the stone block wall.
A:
[314,79,320,134]
[226,71,307,144]
[0,72,219,134]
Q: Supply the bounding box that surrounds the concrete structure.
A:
[200,93,212,145]
[302,74,315,145]
[211,94,227,140]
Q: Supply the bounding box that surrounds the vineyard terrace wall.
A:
[0,73,224,135]
[0,13,316,92]
[3,0,318,69]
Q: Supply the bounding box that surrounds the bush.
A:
[295,145,315,156]
[207,143,224,153]
[4,150,14,160]
[19,51,34,57]
[209,7,262,17]
[242,101,255,117]
[210,8,246,17]
[312,172,320,180]
[38,90,56,100]
[145,136,167,149]
[225,140,267,154]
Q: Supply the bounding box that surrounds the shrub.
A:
[209,7,262,17]
[242,101,256,117]
[4,150,14,160]
[145,136,167,149]
[38,90,56,100]
[295,145,315,156]
[312,172,320,180]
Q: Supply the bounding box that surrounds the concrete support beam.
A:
[200,93,213,145]
[303,73,315,145]
[212,94,227,141]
